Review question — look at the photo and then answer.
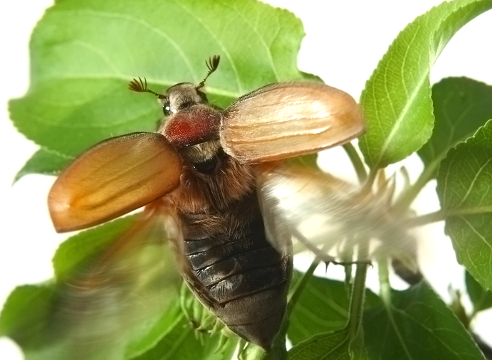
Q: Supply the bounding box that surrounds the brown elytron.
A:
[48,56,364,349]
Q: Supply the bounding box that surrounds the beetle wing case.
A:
[48,132,181,232]
[220,82,364,163]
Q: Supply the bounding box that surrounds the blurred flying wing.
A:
[41,200,183,360]
[255,162,416,263]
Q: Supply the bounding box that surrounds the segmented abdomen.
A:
[179,197,291,349]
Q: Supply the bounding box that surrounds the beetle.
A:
[47,55,365,350]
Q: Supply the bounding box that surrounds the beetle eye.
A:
[193,157,220,175]
[163,100,171,116]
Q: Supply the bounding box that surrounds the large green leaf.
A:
[9,0,306,167]
[126,301,183,359]
[436,120,492,291]
[359,0,492,168]
[288,273,379,346]
[418,77,492,178]
[288,276,349,345]
[0,285,56,349]
[364,283,485,360]
[133,316,237,360]
[288,329,352,360]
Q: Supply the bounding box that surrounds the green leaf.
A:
[0,285,56,349]
[436,120,492,291]
[284,153,319,170]
[347,325,368,360]
[133,316,237,360]
[10,0,306,164]
[364,282,485,360]
[288,273,379,346]
[288,329,351,360]
[359,0,492,168]
[418,77,492,178]
[466,271,492,313]
[125,301,183,359]
[14,148,73,182]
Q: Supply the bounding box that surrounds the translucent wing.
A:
[49,132,182,232]
[41,200,183,360]
[255,163,416,263]
[220,82,364,163]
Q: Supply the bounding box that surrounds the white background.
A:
[1,1,492,359]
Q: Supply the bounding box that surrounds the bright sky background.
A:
[1,1,491,359]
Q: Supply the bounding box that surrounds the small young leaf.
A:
[10,0,307,166]
[436,120,492,291]
[466,271,492,313]
[418,77,492,178]
[359,0,492,169]
[364,282,485,360]
[284,153,319,170]
[14,147,73,183]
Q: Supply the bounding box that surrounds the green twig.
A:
[343,143,367,183]
[394,160,439,210]
[363,166,379,193]
[347,247,369,340]
[378,258,391,306]
[407,205,492,228]
[288,258,320,313]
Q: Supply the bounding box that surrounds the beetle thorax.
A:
[160,105,222,148]
[167,140,256,213]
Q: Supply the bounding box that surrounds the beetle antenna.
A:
[196,55,220,90]
[128,77,165,98]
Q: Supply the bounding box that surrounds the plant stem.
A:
[347,248,369,339]
[363,166,378,192]
[407,205,492,228]
[378,259,391,306]
[288,258,320,313]
[394,160,439,210]
[343,143,367,183]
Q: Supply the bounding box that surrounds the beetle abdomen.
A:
[179,201,291,349]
